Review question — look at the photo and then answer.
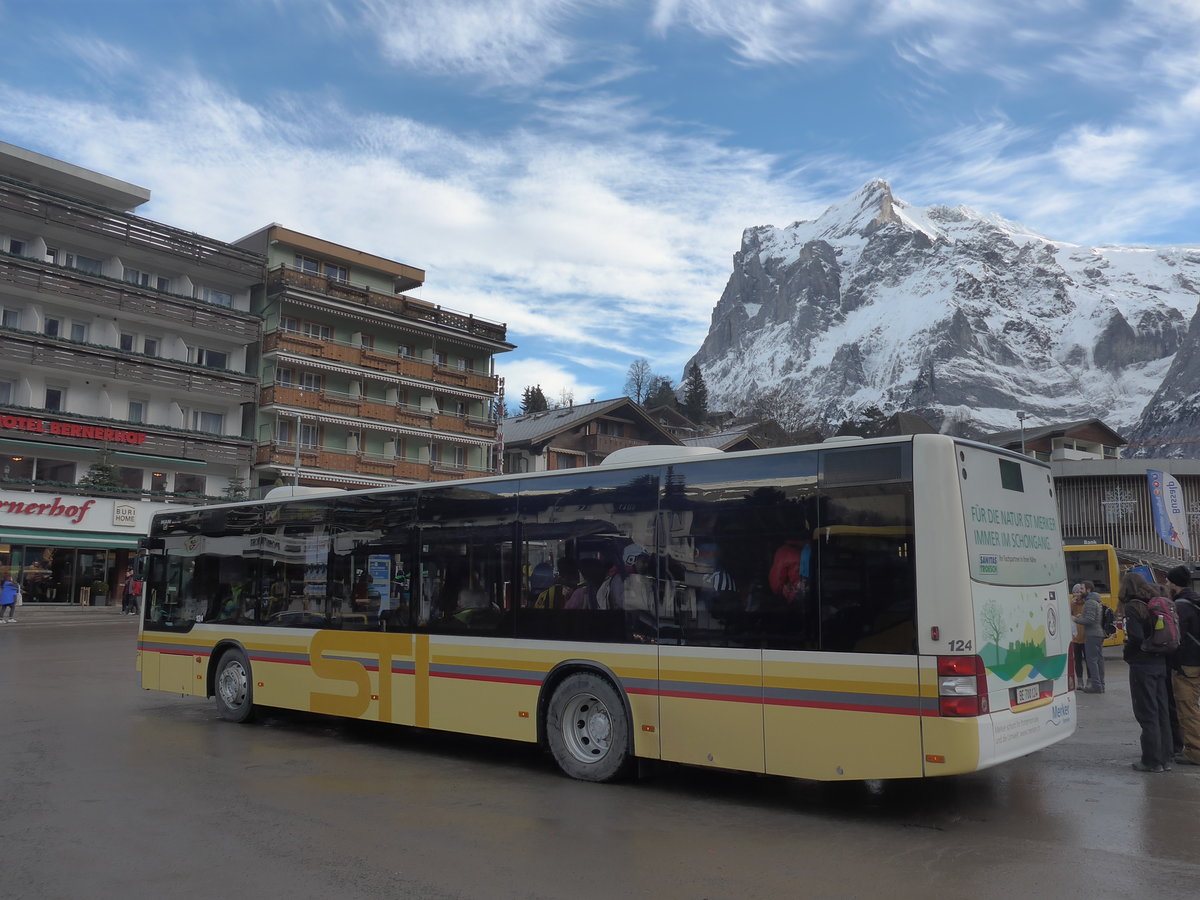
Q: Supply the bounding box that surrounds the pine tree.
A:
[645,375,676,409]
[681,363,709,424]
[78,451,121,491]
[222,474,249,501]
[521,384,549,413]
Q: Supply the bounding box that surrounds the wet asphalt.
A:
[1,606,1198,899]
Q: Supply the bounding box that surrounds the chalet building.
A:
[646,405,701,441]
[502,398,679,473]
[0,142,263,603]
[233,226,513,491]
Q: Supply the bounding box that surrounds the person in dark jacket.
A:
[1124,580,1175,772]
[1165,565,1200,766]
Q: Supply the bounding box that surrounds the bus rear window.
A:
[999,459,1024,492]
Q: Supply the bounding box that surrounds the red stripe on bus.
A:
[432,671,543,686]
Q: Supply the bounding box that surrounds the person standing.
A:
[1124,587,1175,772]
[1072,580,1105,693]
[1069,583,1087,683]
[0,573,17,623]
[1165,565,1200,766]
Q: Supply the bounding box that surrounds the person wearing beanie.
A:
[1165,565,1200,766]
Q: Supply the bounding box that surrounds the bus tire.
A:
[214,647,255,723]
[546,672,632,783]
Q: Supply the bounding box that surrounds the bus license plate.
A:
[1014,683,1040,705]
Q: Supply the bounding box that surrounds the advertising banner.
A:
[1147,468,1190,551]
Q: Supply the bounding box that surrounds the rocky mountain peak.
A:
[687,183,1200,446]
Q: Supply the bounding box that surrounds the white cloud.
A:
[495,357,607,409]
[358,0,600,86]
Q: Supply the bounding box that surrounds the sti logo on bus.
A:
[979,554,999,574]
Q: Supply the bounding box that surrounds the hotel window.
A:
[194,347,229,369]
[156,275,171,292]
[128,399,146,424]
[119,332,136,352]
[275,419,292,443]
[280,316,300,334]
[2,308,20,328]
[191,410,225,434]
[429,444,441,464]
[453,447,466,468]
[302,322,331,341]
[43,317,62,338]
[433,352,445,366]
[454,357,469,371]
[143,337,159,357]
[151,472,167,492]
[44,246,58,263]
[70,322,88,343]
[277,367,296,386]
[324,263,348,283]
[360,333,375,350]
[397,343,412,358]
[118,467,143,491]
[124,267,151,286]
[200,286,233,308]
[295,254,320,275]
[298,423,319,449]
[67,253,103,275]
[175,473,207,496]
[45,386,65,411]
[299,372,322,392]
[453,400,467,417]
[37,458,75,482]
[0,380,13,404]
[8,238,25,255]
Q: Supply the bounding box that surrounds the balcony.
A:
[267,265,508,344]
[255,443,488,483]
[259,385,498,440]
[263,330,500,394]
[1,329,258,402]
[582,433,649,455]
[0,175,264,278]
[0,253,261,341]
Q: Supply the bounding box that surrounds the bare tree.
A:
[624,358,653,404]
[980,599,1005,665]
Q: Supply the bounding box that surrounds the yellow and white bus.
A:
[136,434,1075,783]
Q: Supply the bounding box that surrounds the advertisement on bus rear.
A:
[959,446,1065,587]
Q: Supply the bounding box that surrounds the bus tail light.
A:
[937,655,989,717]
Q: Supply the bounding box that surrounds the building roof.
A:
[501,397,680,447]
[233,223,426,291]
[985,418,1126,449]
[0,141,150,211]
[646,405,698,430]
[682,428,763,451]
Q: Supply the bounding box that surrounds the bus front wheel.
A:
[546,672,632,782]
[214,648,255,723]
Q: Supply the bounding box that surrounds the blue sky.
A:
[2,0,1198,408]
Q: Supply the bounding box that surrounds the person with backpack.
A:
[1124,578,1175,772]
[1072,580,1106,693]
[1165,565,1200,767]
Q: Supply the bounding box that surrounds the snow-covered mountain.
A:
[687,180,1200,444]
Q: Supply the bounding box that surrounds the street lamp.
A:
[1017,411,1027,456]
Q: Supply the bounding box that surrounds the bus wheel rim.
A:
[219,660,247,708]
[561,692,611,764]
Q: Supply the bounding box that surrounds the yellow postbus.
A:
[136,435,1075,783]
[1062,542,1123,647]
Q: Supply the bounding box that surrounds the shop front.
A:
[0,490,177,605]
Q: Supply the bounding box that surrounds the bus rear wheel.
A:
[546,672,632,782]
[214,648,255,723]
